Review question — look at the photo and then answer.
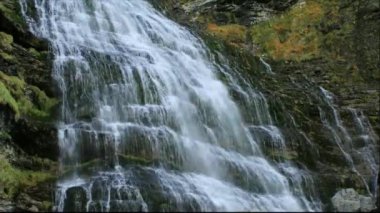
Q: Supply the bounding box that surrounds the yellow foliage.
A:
[206,23,247,47]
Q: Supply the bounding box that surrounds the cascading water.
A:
[19,0,319,211]
[318,87,379,198]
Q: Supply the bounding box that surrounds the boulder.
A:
[331,188,376,212]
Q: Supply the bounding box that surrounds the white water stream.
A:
[19,0,320,211]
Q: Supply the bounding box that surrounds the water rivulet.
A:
[18,0,378,211]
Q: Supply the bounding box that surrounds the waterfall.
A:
[20,0,319,211]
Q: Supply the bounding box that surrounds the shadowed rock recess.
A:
[0,0,379,212]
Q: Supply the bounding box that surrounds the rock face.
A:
[331,188,376,212]
[0,0,58,211]
[0,0,59,156]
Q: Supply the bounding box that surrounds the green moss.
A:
[0,32,13,49]
[0,81,20,116]
[28,48,41,58]
[0,71,58,120]
[0,155,54,199]
[0,51,16,62]
[26,48,48,61]
[118,154,154,166]
[60,159,103,179]
[28,85,58,118]
[268,149,299,161]
[0,0,27,30]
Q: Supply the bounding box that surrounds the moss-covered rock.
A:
[0,154,54,199]
[0,144,57,211]
[0,71,58,120]
[0,0,59,211]
[0,0,26,30]
[0,31,13,48]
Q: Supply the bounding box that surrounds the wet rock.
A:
[0,200,15,212]
[153,0,297,27]
[331,188,360,212]
[28,205,39,212]
[63,187,88,212]
[268,0,298,11]
[10,119,59,160]
[331,188,376,212]
[15,193,42,212]
[359,195,376,212]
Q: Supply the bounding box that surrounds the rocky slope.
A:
[152,0,379,211]
[0,0,58,211]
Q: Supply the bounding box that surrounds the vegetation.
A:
[0,32,13,49]
[250,0,356,61]
[0,154,55,199]
[200,0,356,62]
[206,23,247,47]
[0,71,58,120]
[0,0,27,29]
[251,1,324,61]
